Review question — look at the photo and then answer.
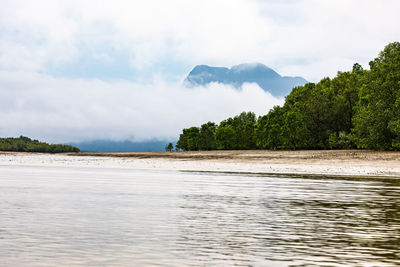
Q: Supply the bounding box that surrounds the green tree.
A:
[176,127,200,151]
[0,136,80,153]
[165,142,173,152]
[199,122,217,150]
[215,124,236,150]
[255,106,284,149]
[353,42,400,149]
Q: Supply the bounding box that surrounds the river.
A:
[0,165,399,266]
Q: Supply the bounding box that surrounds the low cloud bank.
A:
[0,71,283,143]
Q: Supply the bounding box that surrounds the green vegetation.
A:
[165,142,174,152]
[177,42,400,151]
[0,136,80,153]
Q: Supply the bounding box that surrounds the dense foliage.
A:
[177,42,400,151]
[0,136,80,153]
[165,142,174,152]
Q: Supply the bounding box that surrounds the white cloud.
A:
[1,0,398,80]
[0,71,282,143]
[0,0,270,73]
[266,0,400,79]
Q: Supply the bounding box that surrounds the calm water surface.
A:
[0,165,400,266]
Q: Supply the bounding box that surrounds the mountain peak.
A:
[184,63,307,97]
[231,62,274,72]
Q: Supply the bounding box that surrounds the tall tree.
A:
[353,42,400,149]
[199,122,217,150]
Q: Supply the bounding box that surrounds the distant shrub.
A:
[0,136,80,153]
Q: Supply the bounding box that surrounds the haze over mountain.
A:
[184,63,307,97]
[69,139,171,152]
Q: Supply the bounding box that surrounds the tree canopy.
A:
[0,136,80,153]
[165,142,174,152]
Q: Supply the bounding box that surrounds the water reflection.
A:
[0,166,399,266]
[176,173,400,266]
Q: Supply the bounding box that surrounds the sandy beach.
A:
[1,150,400,178]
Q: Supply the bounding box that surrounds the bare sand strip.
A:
[1,150,400,178]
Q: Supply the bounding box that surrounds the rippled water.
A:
[1,165,400,266]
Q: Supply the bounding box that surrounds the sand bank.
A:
[1,150,400,178]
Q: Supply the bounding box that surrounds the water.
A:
[1,165,400,266]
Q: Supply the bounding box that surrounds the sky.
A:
[0,0,399,143]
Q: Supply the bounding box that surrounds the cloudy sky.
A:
[1,0,399,143]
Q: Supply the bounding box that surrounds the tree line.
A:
[0,136,80,153]
[176,42,400,151]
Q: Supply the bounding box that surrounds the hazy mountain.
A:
[68,139,173,152]
[184,63,307,97]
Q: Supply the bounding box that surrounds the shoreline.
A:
[1,150,400,178]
